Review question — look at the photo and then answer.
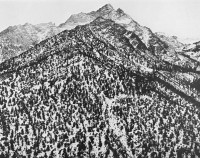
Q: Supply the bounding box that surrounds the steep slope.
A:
[0,4,186,65]
[0,18,200,158]
[59,4,168,55]
[60,4,199,67]
[0,22,59,62]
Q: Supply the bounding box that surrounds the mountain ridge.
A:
[0,16,200,157]
[0,3,192,64]
[0,7,200,157]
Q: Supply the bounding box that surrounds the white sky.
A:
[0,0,200,40]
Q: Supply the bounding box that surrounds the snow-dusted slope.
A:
[0,18,200,158]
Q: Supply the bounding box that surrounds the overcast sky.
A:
[0,0,200,40]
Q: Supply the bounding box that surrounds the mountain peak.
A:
[116,8,124,14]
[97,4,114,13]
[102,4,114,9]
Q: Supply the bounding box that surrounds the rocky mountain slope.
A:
[0,22,59,62]
[0,4,185,64]
[59,4,169,56]
[0,16,200,158]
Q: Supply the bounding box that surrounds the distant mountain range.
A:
[0,22,59,62]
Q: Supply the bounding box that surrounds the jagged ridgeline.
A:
[1,17,200,158]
